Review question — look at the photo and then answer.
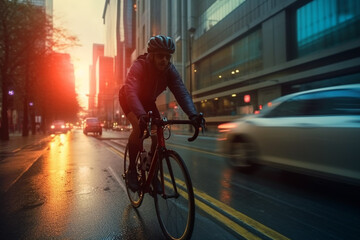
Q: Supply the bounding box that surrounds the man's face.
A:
[153,52,171,71]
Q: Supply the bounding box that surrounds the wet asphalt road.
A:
[1,129,360,239]
[0,130,235,239]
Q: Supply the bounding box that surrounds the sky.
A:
[53,0,105,109]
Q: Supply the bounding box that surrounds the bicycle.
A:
[122,112,205,240]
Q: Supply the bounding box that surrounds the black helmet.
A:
[147,35,175,54]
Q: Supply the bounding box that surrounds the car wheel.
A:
[99,131,102,135]
[228,138,257,169]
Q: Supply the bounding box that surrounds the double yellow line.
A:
[107,146,124,158]
[168,177,289,240]
[107,145,289,240]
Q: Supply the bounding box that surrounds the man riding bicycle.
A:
[118,35,203,192]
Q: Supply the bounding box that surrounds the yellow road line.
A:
[165,175,289,240]
[107,146,124,158]
[195,199,262,240]
[193,186,289,240]
[167,143,224,157]
[164,180,261,240]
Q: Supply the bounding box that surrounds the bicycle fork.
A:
[158,151,180,199]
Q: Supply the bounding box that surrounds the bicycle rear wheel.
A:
[154,150,195,240]
[124,144,144,208]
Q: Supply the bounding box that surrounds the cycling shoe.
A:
[127,169,140,192]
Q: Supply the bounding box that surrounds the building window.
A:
[198,0,246,37]
[195,91,257,118]
[194,29,262,91]
[295,0,360,57]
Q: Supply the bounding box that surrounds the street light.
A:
[188,28,196,133]
[188,28,196,100]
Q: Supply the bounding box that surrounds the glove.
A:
[189,114,205,129]
[138,114,149,138]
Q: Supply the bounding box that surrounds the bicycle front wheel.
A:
[124,144,144,208]
[154,150,195,240]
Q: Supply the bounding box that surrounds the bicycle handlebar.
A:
[146,112,205,142]
[163,119,199,142]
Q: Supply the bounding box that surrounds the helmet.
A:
[147,35,175,54]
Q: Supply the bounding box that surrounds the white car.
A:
[218,84,360,185]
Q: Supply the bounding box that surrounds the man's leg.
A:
[127,112,141,167]
[126,112,141,190]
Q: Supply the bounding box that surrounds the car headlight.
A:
[218,122,238,133]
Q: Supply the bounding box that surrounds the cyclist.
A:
[119,35,203,192]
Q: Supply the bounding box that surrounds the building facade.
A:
[187,0,360,127]
[102,0,360,130]
[89,44,104,116]
[97,56,115,127]
[97,0,136,127]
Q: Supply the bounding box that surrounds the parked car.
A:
[83,117,102,135]
[217,84,360,185]
[50,120,67,134]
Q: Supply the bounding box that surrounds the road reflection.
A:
[41,133,73,234]
[219,168,233,205]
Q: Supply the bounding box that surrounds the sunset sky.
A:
[53,0,105,109]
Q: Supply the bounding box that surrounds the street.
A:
[1,129,360,239]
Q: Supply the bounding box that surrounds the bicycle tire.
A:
[154,150,195,240]
[124,144,144,208]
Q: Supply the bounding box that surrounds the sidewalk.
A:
[0,133,51,193]
[0,133,51,154]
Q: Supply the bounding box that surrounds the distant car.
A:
[50,120,67,134]
[83,117,102,135]
[217,84,360,185]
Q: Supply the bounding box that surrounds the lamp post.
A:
[188,28,195,133]
[29,102,36,135]
[188,29,195,100]
[8,90,14,134]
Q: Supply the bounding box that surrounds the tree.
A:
[0,0,79,140]
[36,52,81,131]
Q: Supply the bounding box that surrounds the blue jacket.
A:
[119,53,197,118]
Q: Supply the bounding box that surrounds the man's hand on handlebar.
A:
[189,113,206,131]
